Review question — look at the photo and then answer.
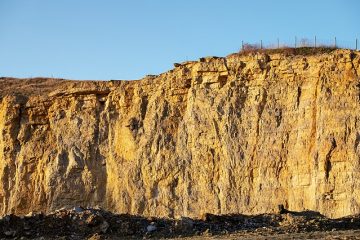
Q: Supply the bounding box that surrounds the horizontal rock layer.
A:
[1,49,360,218]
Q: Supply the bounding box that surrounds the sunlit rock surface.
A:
[1,49,360,218]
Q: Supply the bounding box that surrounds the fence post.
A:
[356,39,358,50]
[314,36,317,48]
[261,40,263,49]
[334,37,337,48]
[277,38,279,49]
[295,36,297,48]
[242,40,244,51]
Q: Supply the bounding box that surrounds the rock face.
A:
[1,49,360,219]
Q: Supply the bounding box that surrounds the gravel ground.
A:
[174,230,360,239]
[1,207,360,239]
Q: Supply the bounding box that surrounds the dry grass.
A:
[0,77,70,97]
[237,45,337,57]
[0,77,116,98]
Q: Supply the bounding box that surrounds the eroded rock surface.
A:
[1,49,360,218]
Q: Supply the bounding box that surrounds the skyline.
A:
[0,0,359,80]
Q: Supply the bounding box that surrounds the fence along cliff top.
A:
[241,37,358,51]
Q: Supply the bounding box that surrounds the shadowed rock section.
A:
[1,49,360,218]
[2,207,360,239]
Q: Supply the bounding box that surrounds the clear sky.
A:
[0,0,359,80]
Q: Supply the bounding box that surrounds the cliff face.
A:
[1,49,360,218]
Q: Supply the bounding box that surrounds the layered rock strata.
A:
[1,49,360,218]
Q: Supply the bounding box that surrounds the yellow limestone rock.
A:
[0,49,360,218]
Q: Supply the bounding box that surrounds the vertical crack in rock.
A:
[275,108,282,127]
[308,74,321,155]
[324,138,337,180]
[248,88,268,194]
[355,132,360,151]
[296,86,302,108]
[256,89,268,140]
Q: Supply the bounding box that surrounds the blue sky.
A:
[0,0,359,80]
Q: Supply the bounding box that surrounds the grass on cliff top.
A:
[234,46,338,57]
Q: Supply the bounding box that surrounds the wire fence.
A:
[241,37,358,51]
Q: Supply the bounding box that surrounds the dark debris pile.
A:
[2,207,360,239]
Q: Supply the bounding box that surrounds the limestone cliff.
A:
[1,49,360,218]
